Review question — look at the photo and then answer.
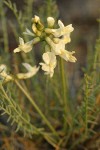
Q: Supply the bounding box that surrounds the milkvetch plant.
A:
[0,14,77,146]
[1,1,99,149]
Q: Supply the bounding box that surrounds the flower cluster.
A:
[0,16,77,82]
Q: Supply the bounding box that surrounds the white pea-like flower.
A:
[58,20,74,44]
[16,63,39,79]
[40,52,57,78]
[0,64,13,82]
[46,37,77,62]
[14,37,33,53]
[52,20,74,39]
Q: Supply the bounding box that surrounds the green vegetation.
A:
[0,0,100,149]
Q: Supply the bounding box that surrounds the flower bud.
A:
[32,24,41,36]
[32,15,44,31]
[47,17,55,27]
[32,15,40,23]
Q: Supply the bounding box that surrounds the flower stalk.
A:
[60,58,68,129]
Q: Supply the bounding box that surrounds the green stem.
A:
[85,95,88,137]
[15,80,59,139]
[84,75,88,137]
[60,58,68,128]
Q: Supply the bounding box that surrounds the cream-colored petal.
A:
[14,48,21,53]
[17,73,32,79]
[19,37,24,45]
[32,24,37,33]
[52,24,74,38]
[17,64,39,79]
[20,43,32,53]
[14,37,33,53]
[60,50,77,62]
[51,28,62,37]
[40,63,50,72]
[40,52,57,78]
[0,64,7,72]
[50,71,54,78]
[23,28,35,36]
[42,52,50,64]
[58,20,64,28]
[65,51,77,62]
[22,63,33,72]
[45,70,54,78]
[34,15,40,23]
[49,53,57,66]
[42,52,56,66]
[64,24,74,32]
[63,33,71,44]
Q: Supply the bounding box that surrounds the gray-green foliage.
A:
[0,83,43,137]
